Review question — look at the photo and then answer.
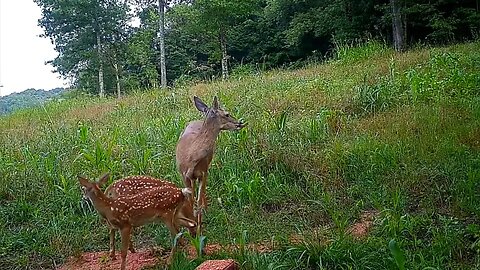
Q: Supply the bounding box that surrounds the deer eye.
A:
[225,113,230,117]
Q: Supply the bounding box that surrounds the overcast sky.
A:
[0,0,68,97]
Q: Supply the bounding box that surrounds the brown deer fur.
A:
[175,96,245,229]
[103,175,193,259]
[79,174,196,270]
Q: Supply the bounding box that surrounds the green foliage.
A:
[174,231,207,258]
[406,51,480,102]
[35,0,130,94]
[334,39,390,63]
[0,88,65,115]
[389,239,406,270]
[34,0,480,92]
[1,42,480,269]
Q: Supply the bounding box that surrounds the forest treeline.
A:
[35,0,480,96]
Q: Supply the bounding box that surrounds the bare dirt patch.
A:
[57,241,274,270]
[185,241,274,260]
[346,210,379,239]
[57,248,166,270]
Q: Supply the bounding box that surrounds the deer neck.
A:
[199,118,221,147]
[87,191,115,219]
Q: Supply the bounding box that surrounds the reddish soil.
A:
[346,210,379,239]
[196,259,238,270]
[185,241,274,260]
[57,248,168,270]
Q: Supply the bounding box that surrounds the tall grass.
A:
[1,41,479,269]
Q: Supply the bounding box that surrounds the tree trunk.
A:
[113,52,121,99]
[96,32,105,97]
[219,27,228,80]
[391,0,404,52]
[158,0,167,88]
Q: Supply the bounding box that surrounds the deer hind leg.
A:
[120,226,132,270]
[195,171,208,236]
[198,171,208,210]
[182,169,195,189]
[183,171,199,217]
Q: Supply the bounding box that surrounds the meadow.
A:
[0,41,479,269]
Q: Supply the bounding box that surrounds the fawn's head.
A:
[175,187,198,237]
[194,96,246,131]
[78,173,110,201]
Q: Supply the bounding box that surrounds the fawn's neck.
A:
[88,191,115,219]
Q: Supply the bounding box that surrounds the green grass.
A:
[1,41,480,269]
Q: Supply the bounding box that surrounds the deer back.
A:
[110,185,185,227]
[105,175,176,199]
[79,175,196,233]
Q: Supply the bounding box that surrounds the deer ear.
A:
[194,96,209,113]
[98,173,110,186]
[78,175,90,187]
[212,96,219,110]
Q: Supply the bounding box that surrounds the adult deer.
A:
[176,96,245,230]
[103,175,193,259]
[79,173,196,270]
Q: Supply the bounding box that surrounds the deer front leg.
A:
[120,226,132,270]
[128,228,136,253]
[109,227,116,260]
[164,216,180,264]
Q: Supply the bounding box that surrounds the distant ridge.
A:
[0,88,66,115]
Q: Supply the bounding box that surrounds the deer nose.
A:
[236,118,246,128]
[237,122,246,129]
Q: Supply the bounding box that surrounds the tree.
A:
[131,0,184,88]
[187,0,257,80]
[123,7,160,89]
[390,0,404,51]
[158,0,167,88]
[35,0,129,96]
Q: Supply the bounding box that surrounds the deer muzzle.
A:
[236,121,247,129]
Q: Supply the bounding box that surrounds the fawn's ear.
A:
[194,96,209,113]
[212,96,219,110]
[97,173,110,186]
[78,175,90,187]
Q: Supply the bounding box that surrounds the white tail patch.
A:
[181,187,193,197]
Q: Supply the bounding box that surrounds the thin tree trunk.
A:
[219,27,228,80]
[96,32,105,97]
[113,52,121,99]
[158,0,167,88]
[391,0,404,52]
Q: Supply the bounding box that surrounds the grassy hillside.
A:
[1,41,479,269]
[0,88,66,115]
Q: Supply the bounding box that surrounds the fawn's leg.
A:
[109,228,116,259]
[120,226,132,270]
[128,228,136,253]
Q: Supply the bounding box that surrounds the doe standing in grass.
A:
[176,96,246,233]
